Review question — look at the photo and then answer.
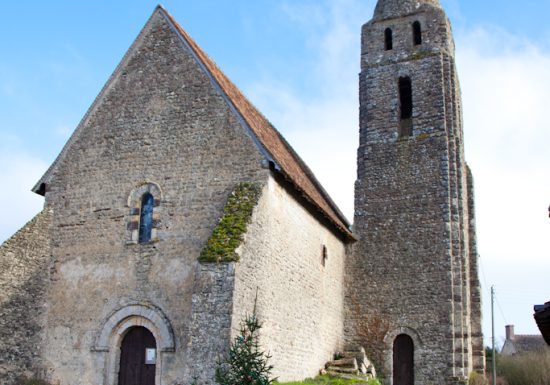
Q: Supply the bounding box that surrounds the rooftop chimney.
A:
[506,325,515,341]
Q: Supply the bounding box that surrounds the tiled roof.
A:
[514,335,547,353]
[160,7,353,239]
[502,335,547,356]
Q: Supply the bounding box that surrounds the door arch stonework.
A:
[384,327,422,385]
[92,304,175,385]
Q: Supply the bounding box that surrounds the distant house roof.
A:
[32,6,353,240]
[534,302,550,345]
[501,325,547,356]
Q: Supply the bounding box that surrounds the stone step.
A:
[326,346,377,380]
[326,366,360,374]
[325,357,357,369]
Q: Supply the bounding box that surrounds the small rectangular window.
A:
[413,21,422,45]
[385,28,393,50]
[399,77,412,119]
[399,77,413,137]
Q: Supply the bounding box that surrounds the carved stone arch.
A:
[126,181,163,244]
[384,326,422,347]
[127,181,163,206]
[92,303,175,385]
[384,327,422,385]
[94,303,175,351]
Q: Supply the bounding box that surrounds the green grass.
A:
[276,375,380,385]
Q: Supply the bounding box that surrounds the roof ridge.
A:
[515,334,545,337]
[158,7,353,238]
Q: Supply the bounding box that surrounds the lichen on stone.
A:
[199,182,262,263]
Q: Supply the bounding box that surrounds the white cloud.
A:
[247,2,550,345]
[456,26,550,343]
[0,139,47,243]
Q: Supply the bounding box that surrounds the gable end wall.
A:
[37,11,270,385]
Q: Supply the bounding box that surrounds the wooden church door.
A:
[118,327,156,385]
[393,334,414,385]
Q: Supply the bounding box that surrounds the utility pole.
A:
[491,285,497,385]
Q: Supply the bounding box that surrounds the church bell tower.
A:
[347,0,485,383]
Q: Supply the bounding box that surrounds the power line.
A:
[494,288,509,325]
[478,255,491,296]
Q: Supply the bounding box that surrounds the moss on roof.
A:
[199,182,262,263]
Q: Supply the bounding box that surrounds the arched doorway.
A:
[393,334,414,385]
[118,327,156,385]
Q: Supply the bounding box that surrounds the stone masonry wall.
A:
[348,2,482,384]
[232,176,347,382]
[38,10,268,385]
[0,210,51,384]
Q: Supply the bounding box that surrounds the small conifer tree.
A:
[215,302,275,385]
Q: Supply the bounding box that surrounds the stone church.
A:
[0,0,484,384]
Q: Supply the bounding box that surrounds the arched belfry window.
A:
[393,334,414,385]
[399,77,413,137]
[413,21,422,45]
[139,193,154,243]
[127,182,162,245]
[385,28,393,50]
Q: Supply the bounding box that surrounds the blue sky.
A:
[1,0,550,350]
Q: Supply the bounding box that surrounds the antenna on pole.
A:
[491,285,497,385]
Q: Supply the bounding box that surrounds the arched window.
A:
[399,77,413,137]
[139,193,154,243]
[385,28,393,50]
[413,21,422,45]
[393,334,414,385]
[127,182,162,245]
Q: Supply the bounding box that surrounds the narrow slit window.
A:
[139,193,154,243]
[399,77,413,137]
[413,21,422,45]
[399,77,413,120]
[385,28,393,50]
